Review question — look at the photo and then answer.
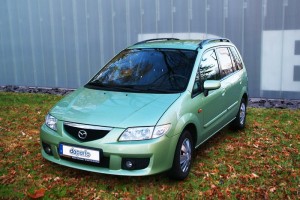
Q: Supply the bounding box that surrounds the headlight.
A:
[119,124,171,141]
[45,114,57,131]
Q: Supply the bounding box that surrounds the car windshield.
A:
[86,48,197,93]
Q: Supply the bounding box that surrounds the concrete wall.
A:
[0,0,299,99]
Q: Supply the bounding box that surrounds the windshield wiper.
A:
[112,85,145,92]
[141,86,180,93]
[85,81,115,88]
[117,85,178,93]
[86,81,180,93]
[86,82,145,92]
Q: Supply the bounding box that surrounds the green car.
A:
[40,38,248,180]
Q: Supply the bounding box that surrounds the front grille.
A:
[64,122,111,142]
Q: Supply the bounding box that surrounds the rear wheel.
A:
[230,98,247,130]
[169,130,193,180]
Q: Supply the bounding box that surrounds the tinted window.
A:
[86,49,197,93]
[216,48,235,77]
[230,47,243,70]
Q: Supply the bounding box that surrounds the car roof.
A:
[128,38,232,51]
[129,39,200,50]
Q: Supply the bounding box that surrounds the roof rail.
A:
[199,38,231,49]
[134,38,180,45]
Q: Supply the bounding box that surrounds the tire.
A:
[169,130,193,180]
[230,98,247,130]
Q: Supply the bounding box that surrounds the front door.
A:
[192,49,227,142]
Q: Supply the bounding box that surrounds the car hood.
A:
[50,87,180,128]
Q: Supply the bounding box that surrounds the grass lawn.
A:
[0,92,299,199]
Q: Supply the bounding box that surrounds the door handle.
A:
[222,88,226,96]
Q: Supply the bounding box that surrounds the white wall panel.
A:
[0,0,299,99]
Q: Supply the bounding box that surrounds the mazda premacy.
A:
[40,38,248,180]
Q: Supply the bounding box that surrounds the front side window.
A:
[199,49,220,81]
[193,49,220,95]
[86,49,197,93]
[216,47,235,78]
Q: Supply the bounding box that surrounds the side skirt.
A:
[194,117,236,149]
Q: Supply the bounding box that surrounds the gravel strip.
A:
[1,85,299,109]
[0,85,74,96]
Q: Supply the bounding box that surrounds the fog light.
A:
[42,142,53,155]
[45,146,51,154]
[126,161,133,168]
[121,158,150,170]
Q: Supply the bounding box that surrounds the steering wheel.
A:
[169,74,188,89]
[169,74,188,81]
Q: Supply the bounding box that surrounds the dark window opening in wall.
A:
[295,41,300,55]
[294,66,300,82]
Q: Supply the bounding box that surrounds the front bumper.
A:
[40,123,179,176]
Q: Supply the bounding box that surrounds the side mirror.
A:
[203,80,221,96]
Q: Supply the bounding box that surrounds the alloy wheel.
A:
[180,138,192,173]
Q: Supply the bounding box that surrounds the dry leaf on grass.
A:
[28,188,46,199]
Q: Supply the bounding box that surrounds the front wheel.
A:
[169,130,193,180]
[230,98,247,130]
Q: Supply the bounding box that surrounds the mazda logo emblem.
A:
[78,130,87,139]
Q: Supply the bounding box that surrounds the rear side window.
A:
[216,47,235,78]
[229,47,243,70]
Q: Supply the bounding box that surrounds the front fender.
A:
[165,112,201,146]
[173,113,199,136]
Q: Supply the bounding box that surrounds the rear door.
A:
[216,47,241,120]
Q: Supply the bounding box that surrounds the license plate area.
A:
[59,143,101,164]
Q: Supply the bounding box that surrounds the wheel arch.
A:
[183,123,197,148]
[242,93,248,106]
